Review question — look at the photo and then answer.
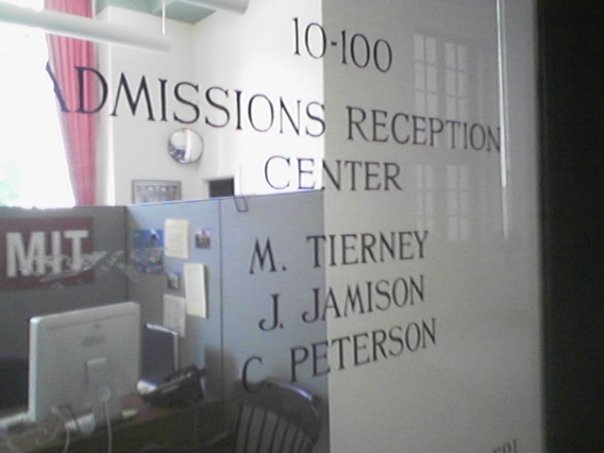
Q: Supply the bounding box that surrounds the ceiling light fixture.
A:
[177,0,250,14]
[0,1,171,52]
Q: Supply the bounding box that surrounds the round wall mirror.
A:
[168,128,204,164]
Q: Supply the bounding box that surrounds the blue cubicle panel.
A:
[220,192,328,397]
[126,199,223,397]
[126,192,327,405]
[220,191,330,451]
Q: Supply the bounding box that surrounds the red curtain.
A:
[45,0,97,205]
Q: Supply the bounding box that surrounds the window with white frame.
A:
[416,164,435,233]
[446,164,471,241]
[444,41,469,122]
[0,0,73,208]
[413,33,439,119]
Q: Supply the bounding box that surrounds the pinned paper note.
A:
[164,219,189,259]
[184,263,207,318]
[163,294,186,337]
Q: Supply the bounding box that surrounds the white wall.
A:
[190,0,324,195]
[98,7,199,205]
[99,0,323,203]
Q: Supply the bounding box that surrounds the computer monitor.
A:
[141,323,179,388]
[28,302,141,430]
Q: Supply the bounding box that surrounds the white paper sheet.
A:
[164,219,189,259]
[184,263,207,318]
[162,294,186,337]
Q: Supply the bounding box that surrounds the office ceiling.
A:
[96,0,214,24]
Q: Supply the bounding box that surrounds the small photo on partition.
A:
[167,272,181,290]
[195,228,211,249]
[131,229,164,274]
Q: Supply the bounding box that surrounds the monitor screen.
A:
[141,323,179,387]
[28,301,141,427]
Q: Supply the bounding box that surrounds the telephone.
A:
[141,365,205,408]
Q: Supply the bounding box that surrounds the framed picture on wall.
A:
[132,180,182,204]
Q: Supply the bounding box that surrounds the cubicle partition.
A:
[220,192,328,416]
[126,199,224,396]
[125,192,326,399]
[0,192,328,423]
[0,206,128,359]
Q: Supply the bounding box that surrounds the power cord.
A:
[33,407,65,449]
[0,429,24,453]
[65,405,82,434]
[98,387,113,453]
[0,409,69,453]
[49,407,71,453]
[1,395,115,453]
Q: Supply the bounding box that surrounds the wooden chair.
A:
[228,378,321,453]
[139,378,321,453]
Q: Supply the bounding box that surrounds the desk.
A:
[0,396,225,453]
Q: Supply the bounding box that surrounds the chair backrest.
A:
[230,379,321,453]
